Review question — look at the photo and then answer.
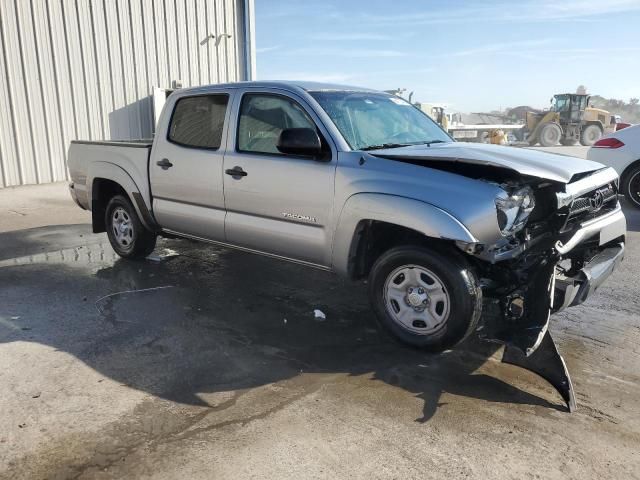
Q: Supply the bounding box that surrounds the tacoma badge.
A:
[282,212,318,223]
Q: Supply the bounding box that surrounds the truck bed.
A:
[67,139,154,213]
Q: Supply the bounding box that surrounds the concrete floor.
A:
[1,162,640,479]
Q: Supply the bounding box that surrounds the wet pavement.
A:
[1,187,640,479]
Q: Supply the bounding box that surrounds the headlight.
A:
[495,186,535,236]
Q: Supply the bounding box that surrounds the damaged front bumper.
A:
[554,242,624,312]
[478,205,626,412]
[497,240,624,413]
[555,206,626,255]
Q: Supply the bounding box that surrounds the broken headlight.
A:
[495,186,535,236]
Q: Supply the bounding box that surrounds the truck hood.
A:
[370,142,605,183]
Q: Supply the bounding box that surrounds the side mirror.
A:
[276,128,322,157]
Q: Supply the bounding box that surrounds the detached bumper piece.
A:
[479,263,577,410]
[502,330,576,412]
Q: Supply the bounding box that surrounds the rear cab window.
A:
[168,94,229,149]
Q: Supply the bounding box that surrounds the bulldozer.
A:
[526,93,612,147]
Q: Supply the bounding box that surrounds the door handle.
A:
[225,166,248,178]
[156,158,173,170]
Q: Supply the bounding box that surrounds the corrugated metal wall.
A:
[0,0,247,188]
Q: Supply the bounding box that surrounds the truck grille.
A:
[562,183,618,232]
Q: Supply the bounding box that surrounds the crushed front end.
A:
[461,167,626,411]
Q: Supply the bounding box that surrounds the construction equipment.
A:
[416,102,449,130]
[418,103,525,143]
[526,93,613,147]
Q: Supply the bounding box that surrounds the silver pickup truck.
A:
[68,81,626,411]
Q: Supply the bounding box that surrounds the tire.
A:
[580,124,602,146]
[368,246,482,352]
[105,194,157,259]
[539,123,562,147]
[560,137,577,146]
[622,165,640,209]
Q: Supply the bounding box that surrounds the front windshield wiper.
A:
[413,139,447,147]
[360,143,412,151]
[360,140,448,151]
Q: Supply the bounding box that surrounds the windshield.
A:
[309,91,452,150]
[551,96,569,112]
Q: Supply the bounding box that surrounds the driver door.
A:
[222,89,336,267]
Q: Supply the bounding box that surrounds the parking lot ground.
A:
[1,180,640,479]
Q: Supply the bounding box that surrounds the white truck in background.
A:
[415,102,525,144]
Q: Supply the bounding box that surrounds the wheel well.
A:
[621,159,640,188]
[91,178,127,233]
[347,220,457,280]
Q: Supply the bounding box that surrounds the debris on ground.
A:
[313,309,326,321]
[146,248,180,263]
[95,286,175,315]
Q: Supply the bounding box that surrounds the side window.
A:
[168,94,229,149]
[237,94,317,155]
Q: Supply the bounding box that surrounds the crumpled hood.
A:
[371,142,605,183]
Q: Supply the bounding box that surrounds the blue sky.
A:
[254,0,640,112]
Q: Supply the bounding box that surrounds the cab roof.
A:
[179,80,379,95]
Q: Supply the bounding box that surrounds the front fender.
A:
[331,193,477,276]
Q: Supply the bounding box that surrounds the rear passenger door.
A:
[149,91,231,240]
[222,90,337,267]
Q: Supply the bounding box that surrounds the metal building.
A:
[0,0,255,188]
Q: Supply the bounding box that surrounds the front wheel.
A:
[622,165,640,209]
[539,123,562,147]
[105,195,157,259]
[368,246,482,352]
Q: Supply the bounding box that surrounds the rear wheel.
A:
[368,246,482,352]
[539,123,562,147]
[622,165,640,209]
[105,195,157,259]
[580,124,602,146]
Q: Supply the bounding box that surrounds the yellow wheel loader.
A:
[526,94,612,147]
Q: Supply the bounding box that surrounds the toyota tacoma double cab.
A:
[68,81,626,411]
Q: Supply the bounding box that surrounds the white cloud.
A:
[287,47,407,58]
[358,0,640,26]
[502,45,640,61]
[309,33,392,41]
[448,39,558,57]
[256,45,281,54]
